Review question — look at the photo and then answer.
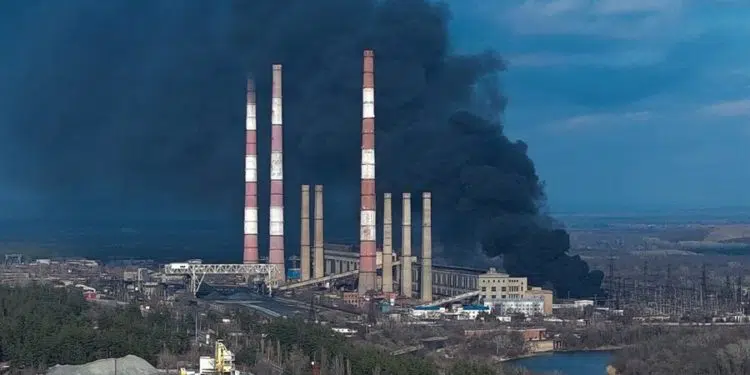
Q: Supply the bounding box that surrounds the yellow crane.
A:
[214,340,235,374]
[179,339,236,374]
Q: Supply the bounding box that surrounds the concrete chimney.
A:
[358,50,377,294]
[382,193,393,294]
[300,185,311,281]
[243,79,259,264]
[269,64,285,281]
[401,193,412,297]
[313,185,325,279]
[421,192,432,302]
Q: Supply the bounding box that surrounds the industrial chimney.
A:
[314,185,325,279]
[300,185,311,281]
[358,50,377,294]
[269,64,285,281]
[401,193,413,297]
[243,79,258,264]
[382,193,393,294]
[421,192,433,302]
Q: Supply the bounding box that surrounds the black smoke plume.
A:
[0,0,603,297]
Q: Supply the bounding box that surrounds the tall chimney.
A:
[421,192,433,302]
[243,79,258,264]
[358,50,377,294]
[401,193,412,297]
[314,185,325,279]
[382,193,393,294]
[300,185,311,281]
[269,64,285,281]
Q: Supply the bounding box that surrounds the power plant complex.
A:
[247,50,436,299]
[165,50,482,305]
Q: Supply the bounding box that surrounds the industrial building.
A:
[478,267,528,301]
[477,268,554,316]
[164,49,553,311]
[241,50,436,299]
[525,287,554,316]
[409,304,491,320]
[493,297,545,316]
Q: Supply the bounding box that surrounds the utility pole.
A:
[701,263,708,311]
[607,255,615,309]
[309,295,317,322]
[615,277,621,310]
[734,275,743,307]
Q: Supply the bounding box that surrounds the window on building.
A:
[491,286,496,292]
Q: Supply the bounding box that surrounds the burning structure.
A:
[6,0,603,298]
[246,50,436,299]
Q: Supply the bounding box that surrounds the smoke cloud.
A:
[0,0,603,297]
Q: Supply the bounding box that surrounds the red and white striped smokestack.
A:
[269,64,285,280]
[358,50,377,294]
[243,79,259,264]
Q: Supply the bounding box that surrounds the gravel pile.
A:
[47,355,159,375]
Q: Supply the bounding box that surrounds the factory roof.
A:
[462,305,490,311]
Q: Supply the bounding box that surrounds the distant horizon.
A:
[1,201,750,221]
[550,205,750,216]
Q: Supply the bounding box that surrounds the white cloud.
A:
[593,0,684,15]
[701,99,750,117]
[504,0,687,40]
[545,111,652,132]
[508,50,665,68]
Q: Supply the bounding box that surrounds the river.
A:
[509,351,614,375]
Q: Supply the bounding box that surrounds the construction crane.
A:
[214,340,235,373]
[179,340,237,375]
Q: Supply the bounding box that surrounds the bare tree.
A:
[715,339,750,375]
[157,347,178,371]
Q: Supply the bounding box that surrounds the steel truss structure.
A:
[163,263,281,295]
[419,291,480,308]
[277,260,405,291]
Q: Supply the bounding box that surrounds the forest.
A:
[0,284,190,369]
[13,282,747,374]
[212,310,533,375]
[0,284,538,374]
[610,325,750,375]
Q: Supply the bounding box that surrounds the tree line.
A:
[610,325,750,375]
[0,284,551,374]
[257,318,533,375]
[0,283,191,370]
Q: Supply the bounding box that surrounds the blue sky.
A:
[448,0,750,212]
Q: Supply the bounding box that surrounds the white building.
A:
[494,297,545,316]
[410,306,445,319]
[553,299,595,310]
[445,305,491,320]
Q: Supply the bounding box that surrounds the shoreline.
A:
[501,345,624,362]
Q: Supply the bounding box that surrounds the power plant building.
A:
[478,267,527,300]
[525,287,554,316]
[232,50,470,302]
[478,267,554,316]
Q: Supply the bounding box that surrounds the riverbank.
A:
[501,345,624,362]
[558,345,625,353]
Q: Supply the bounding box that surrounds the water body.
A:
[510,351,613,375]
